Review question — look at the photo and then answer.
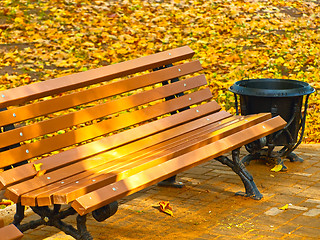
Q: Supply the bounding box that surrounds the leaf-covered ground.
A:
[0,0,319,143]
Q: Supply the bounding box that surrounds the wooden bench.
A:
[0,46,286,239]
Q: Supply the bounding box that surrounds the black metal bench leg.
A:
[76,214,93,240]
[53,213,92,240]
[287,152,303,162]
[13,204,93,239]
[215,148,263,200]
[12,201,119,239]
[12,202,25,228]
[157,175,185,188]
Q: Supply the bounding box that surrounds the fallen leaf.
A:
[0,24,10,30]
[36,170,47,177]
[0,199,14,206]
[33,163,46,177]
[159,201,174,216]
[279,204,289,210]
[271,164,283,172]
[33,163,43,172]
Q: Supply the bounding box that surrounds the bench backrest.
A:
[0,46,220,179]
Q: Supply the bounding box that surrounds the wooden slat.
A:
[0,60,202,127]
[9,111,232,204]
[22,115,240,206]
[39,113,272,206]
[20,112,237,205]
[0,88,213,168]
[0,46,194,108]
[0,74,207,149]
[71,116,287,215]
[0,101,221,189]
[0,225,23,240]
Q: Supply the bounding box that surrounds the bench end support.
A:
[157,175,185,188]
[92,201,118,222]
[215,148,263,200]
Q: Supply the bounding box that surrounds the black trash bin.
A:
[229,78,314,165]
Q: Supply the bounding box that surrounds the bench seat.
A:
[0,46,286,239]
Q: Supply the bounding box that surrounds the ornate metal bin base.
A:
[229,78,314,168]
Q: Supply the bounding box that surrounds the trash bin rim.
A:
[229,78,315,97]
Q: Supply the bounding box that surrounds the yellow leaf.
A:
[279,204,289,210]
[0,199,14,206]
[117,48,128,55]
[82,42,95,47]
[14,17,24,24]
[159,201,174,216]
[36,170,46,177]
[33,163,46,177]
[271,165,283,172]
[275,57,285,65]
[33,163,43,172]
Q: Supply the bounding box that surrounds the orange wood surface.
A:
[20,112,236,205]
[72,116,286,215]
[0,88,213,169]
[0,46,194,108]
[0,60,202,127]
[9,110,232,204]
[14,113,270,205]
[0,102,221,189]
[49,113,272,206]
[0,73,206,149]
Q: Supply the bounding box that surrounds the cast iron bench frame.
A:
[0,46,286,239]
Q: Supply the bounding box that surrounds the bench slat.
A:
[0,101,221,189]
[0,88,213,168]
[0,46,194,108]
[71,116,287,215]
[0,60,202,127]
[20,112,237,205]
[45,113,273,206]
[23,115,239,205]
[18,113,270,206]
[0,224,23,240]
[0,73,206,149]
[9,111,232,204]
